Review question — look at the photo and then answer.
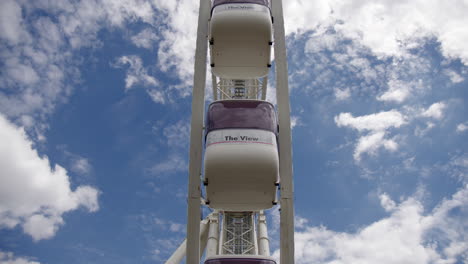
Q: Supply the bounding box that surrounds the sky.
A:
[0,0,467,263]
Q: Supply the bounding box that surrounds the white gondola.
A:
[204,255,277,264]
[204,100,279,211]
[209,0,273,79]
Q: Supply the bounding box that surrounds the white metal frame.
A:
[271,0,296,263]
[186,1,211,263]
[178,0,295,263]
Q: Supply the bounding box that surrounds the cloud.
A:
[414,122,436,138]
[0,251,40,264]
[273,185,468,264]
[354,131,398,161]
[421,102,447,120]
[153,0,199,94]
[0,0,167,136]
[444,69,465,84]
[335,110,406,161]
[284,0,468,64]
[162,120,190,149]
[113,55,158,90]
[377,79,414,103]
[335,110,407,132]
[334,88,351,101]
[0,0,30,45]
[131,28,160,49]
[291,116,302,129]
[154,217,185,233]
[456,122,468,133]
[146,89,166,104]
[146,154,187,177]
[379,193,397,212]
[0,114,99,241]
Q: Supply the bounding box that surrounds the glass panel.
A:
[206,100,277,134]
[212,0,270,8]
[205,259,276,264]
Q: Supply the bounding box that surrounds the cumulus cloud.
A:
[131,28,160,49]
[377,79,416,103]
[0,0,167,138]
[0,251,40,264]
[421,102,447,120]
[334,88,351,101]
[147,89,166,104]
[0,114,99,241]
[162,120,190,149]
[354,131,398,161]
[335,110,407,132]
[113,55,158,90]
[456,122,468,133]
[284,0,468,64]
[444,69,465,84]
[273,185,468,264]
[335,110,406,161]
[153,1,199,94]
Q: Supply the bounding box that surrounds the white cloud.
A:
[131,28,159,49]
[291,116,301,129]
[444,69,465,84]
[113,55,158,90]
[273,185,468,264]
[71,157,92,175]
[334,88,351,101]
[335,110,406,161]
[153,0,199,94]
[379,193,397,212]
[421,102,447,120]
[162,120,190,149]
[335,110,407,132]
[456,122,468,133]
[0,0,30,45]
[147,89,166,104]
[0,0,167,136]
[0,114,99,241]
[0,251,40,264]
[284,0,468,64]
[154,217,185,233]
[414,122,435,138]
[354,131,398,161]
[377,79,413,103]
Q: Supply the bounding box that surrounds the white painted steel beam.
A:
[187,0,211,263]
[205,211,220,258]
[272,0,295,263]
[257,211,270,256]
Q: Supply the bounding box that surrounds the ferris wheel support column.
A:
[272,0,295,263]
[187,0,211,263]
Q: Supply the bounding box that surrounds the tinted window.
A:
[205,258,276,264]
[212,0,270,9]
[206,100,277,134]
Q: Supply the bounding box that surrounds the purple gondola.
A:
[204,100,279,211]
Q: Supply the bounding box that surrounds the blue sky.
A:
[0,0,467,263]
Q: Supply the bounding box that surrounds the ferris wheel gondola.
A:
[203,100,279,211]
[209,0,273,79]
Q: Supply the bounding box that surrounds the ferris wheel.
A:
[166,1,295,263]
